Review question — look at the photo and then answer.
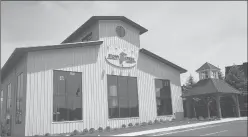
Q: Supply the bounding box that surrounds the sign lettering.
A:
[105,46,138,68]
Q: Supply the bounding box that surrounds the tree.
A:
[185,75,196,89]
[183,75,196,91]
[225,65,247,91]
[218,70,225,80]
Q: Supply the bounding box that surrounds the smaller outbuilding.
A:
[182,62,242,119]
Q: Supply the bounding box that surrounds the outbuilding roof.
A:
[182,78,241,97]
[62,16,148,43]
[196,62,220,72]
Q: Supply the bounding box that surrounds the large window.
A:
[53,70,82,122]
[107,75,139,118]
[16,73,24,124]
[155,79,172,116]
[7,83,12,113]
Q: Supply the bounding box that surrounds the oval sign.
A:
[105,46,137,68]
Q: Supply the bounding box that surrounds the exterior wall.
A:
[24,20,184,136]
[0,56,27,136]
[25,45,100,136]
[65,21,99,43]
[99,20,140,48]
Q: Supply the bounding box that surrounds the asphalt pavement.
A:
[147,120,247,136]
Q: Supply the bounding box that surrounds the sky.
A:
[1,1,247,85]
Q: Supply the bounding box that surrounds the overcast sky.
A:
[1,1,247,85]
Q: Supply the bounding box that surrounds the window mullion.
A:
[127,77,130,117]
[65,78,69,121]
[117,76,120,118]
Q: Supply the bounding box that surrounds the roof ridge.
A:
[209,78,219,93]
[211,78,241,94]
[206,62,212,69]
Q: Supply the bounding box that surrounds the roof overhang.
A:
[62,16,148,44]
[1,41,103,81]
[139,48,187,74]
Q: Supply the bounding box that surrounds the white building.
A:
[0,16,187,136]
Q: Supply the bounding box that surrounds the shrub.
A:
[34,135,39,136]
[199,116,204,121]
[122,124,126,128]
[128,123,133,127]
[83,128,88,134]
[141,122,148,126]
[114,128,118,130]
[154,119,160,124]
[191,118,198,121]
[72,129,80,135]
[45,133,51,136]
[148,120,153,125]
[135,122,140,126]
[160,119,164,123]
[89,128,95,134]
[105,126,111,131]
[98,127,103,132]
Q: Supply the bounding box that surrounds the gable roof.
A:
[196,62,220,72]
[62,16,148,44]
[182,78,241,97]
[1,41,103,81]
[140,48,187,73]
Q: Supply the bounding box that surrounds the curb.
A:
[113,117,247,136]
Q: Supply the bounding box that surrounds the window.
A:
[204,71,209,78]
[1,90,3,116]
[107,75,139,118]
[53,70,82,122]
[116,26,126,37]
[81,32,92,42]
[7,83,11,113]
[155,79,172,116]
[16,73,23,124]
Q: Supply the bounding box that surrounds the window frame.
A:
[154,79,173,116]
[6,83,12,114]
[52,70,83,122]
[0,89,3,117]
[16,73,24,124]
[107,75,139,119]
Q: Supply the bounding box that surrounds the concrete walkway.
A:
[113,117,247,136]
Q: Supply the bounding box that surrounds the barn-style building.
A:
[0,16,187,136]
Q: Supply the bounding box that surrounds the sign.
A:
[105,46,137,68]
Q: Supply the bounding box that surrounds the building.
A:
[182,62,241,119]
[0,16,187,136]
[225,62,247,116]
[225,62,247,79]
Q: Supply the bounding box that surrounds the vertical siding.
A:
[25,20,184,136]
[0,56,27,136]
[97,20,183,128]
[25,45,100,136]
